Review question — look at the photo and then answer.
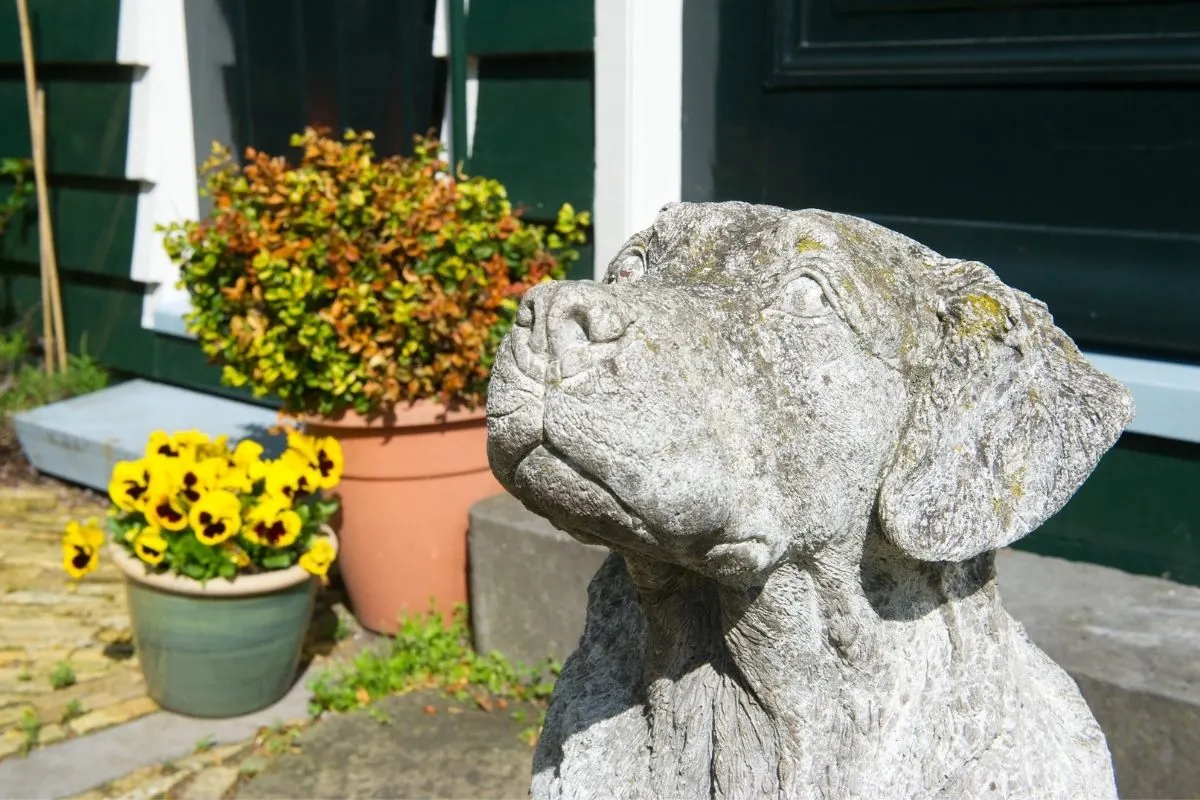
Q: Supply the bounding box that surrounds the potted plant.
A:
[160,129,588,633]
[63,428,341,718]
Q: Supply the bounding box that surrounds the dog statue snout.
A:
[519,282,633,380]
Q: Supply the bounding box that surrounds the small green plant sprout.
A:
[48,661,75,690]
[194,734,216,753]
[60,698,85,724]
[17,709,41,756]
[16,667,31,682]
[306,603,560,746]
[253,722,304,757]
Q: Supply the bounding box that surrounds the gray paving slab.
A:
[235,691,535,800]
[0,663,314,800]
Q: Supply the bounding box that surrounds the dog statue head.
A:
[487,202,1132,581]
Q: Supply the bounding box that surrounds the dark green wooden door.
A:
[690,0,1200,362]
[685,0,1200,584]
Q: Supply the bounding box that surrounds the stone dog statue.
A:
[486,202,1133,799]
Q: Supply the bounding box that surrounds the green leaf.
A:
[262,552,295,570]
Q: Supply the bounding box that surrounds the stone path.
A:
[0,478,537,798]
[0,483,157,762]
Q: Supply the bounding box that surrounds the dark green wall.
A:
[683,0,1200,585]
[0,0,446,402]
[464,0,595,280]
[0,1,156,381]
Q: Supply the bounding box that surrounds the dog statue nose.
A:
[517,282,634,378]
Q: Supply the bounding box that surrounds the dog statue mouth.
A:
[508,440,665,556]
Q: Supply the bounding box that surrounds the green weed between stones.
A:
[307,605,560,743]
[17,709,41,756]
[48,661,76,690]
[60,699,85,725]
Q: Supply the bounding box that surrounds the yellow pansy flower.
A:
[145,430,207,461]
[143,473,188,531]
[284,432,344,490]
[233,440,265,471]
[62,520,105,579]
[188,490,242,545]
[265,457,317,502]
[298,538,336,578]
[307,436,344,490]
[133,527,168,566]
[172,457,225,504]
[197,434,231,460]
[244,498,302,548]
[217,464,255,494]
[108,459,155,513]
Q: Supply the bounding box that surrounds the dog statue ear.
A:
[877,258,1134,563]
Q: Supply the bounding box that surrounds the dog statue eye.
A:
[610,251,646,284]
[778,275,835,318]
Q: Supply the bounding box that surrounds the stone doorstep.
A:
[12,380,285,493]
[467,492,1200,800]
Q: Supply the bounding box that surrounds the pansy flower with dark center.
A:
[284,432,344,490]
[62,520,105,579]
[144,475,188,532]
[187,490,242,545]
[133,527,168,566]
[265,458,317,502]
[245,498,302,549]
[145,430,209,461]
[107,459,156,513]
[172,458,223,504]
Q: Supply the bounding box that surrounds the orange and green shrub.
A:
[162,129,589,417]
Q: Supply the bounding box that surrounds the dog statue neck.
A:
[621,532,1008,799]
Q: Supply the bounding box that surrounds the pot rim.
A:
[109,526,338,598]
[291,400,487,430]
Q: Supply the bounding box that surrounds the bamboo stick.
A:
[34,87,66,372]
[16,0,67,373]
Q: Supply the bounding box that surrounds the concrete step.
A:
[12,379,285,492]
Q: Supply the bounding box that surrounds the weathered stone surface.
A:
[66,742,253,800]
[176,765,241,800]
[235,692,536,799]
[469,493,609,666]
[69,697,160,736]
[487,203,1135,799]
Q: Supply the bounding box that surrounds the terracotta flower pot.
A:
[110,530,337,718]
[303,402,500,633]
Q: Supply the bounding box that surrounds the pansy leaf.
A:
[262,552,294,570]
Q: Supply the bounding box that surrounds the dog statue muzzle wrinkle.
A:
[486,202,1132,800]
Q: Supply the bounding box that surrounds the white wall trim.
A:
[118,0,201,331]
[593,0,684,280]
[433,0,479,163]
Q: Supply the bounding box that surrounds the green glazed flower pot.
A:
[110,531,337,719]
